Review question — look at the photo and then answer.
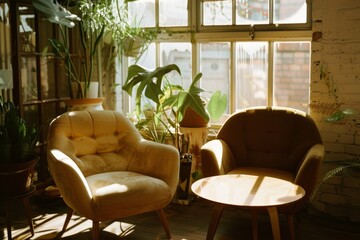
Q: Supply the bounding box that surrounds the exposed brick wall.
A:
[310,0,360,222]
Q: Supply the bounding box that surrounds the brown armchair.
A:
[201,106,325,238]
[47,110,179,239]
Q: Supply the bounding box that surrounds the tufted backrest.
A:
[217,107,323,173]
[48,110,143,176]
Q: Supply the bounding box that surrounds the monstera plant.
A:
[122,63,227,151]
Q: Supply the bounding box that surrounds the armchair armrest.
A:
[201,139,237,177]
[129,140,180,195]
[49,149,93,216]
[294,143,325,201]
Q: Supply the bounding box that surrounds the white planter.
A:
[71,82,99,99]
[64,97,104,111]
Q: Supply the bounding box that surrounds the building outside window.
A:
[119,0,311,125]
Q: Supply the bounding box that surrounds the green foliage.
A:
[207,90,228,121]
[311,158,360,201]
[123,64,181,115]
[32,0,157,98]
[0,98,39,164]
[122,63,227,152]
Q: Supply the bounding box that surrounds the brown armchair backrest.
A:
[217,107,322,174]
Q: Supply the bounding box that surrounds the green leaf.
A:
[32,0,80,28]
[324,110,345,122]
[122,64,181,113]
[207,90,227,120]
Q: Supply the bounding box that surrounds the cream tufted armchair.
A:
[201,106,325,239]
[47,110,180,239]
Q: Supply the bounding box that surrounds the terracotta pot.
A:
[179,107,209,128]
[0,159,37,196]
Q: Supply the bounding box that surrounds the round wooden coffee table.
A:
[191,174,305,240]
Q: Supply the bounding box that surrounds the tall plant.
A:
[0,98,39,164]
[32,0,154,99]
[32,0,111,98]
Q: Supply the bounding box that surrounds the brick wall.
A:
[310,0,360,222]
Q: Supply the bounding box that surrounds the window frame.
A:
[197,0,312,32]
[119,0,313,121]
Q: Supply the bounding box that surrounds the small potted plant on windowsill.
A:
[0,98,39,196]
[120,16,158,60]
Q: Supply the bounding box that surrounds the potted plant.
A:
[122,63,227,149]
[32,0,158,107]
[122,63,227,203]
[0,97,39,196]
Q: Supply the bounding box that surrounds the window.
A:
[121,0,312,124]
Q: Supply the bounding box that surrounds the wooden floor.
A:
[1,194,359,240]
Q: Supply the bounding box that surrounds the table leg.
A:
[207,203,225,240]
[267,207,281,240]
[251,209,258,240]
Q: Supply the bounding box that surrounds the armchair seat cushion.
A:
[228,167,295,183]
[86,171,171,219]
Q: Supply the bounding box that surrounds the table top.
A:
[191,174,305,207]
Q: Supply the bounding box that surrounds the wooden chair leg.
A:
[23,197,34,236]
[92,221,99,240]
[157,209,171,239]
[4,200,12,240]
[62,207,74,232]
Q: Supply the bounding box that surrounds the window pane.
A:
[236,0,269,25]
[129,43,156,68]
[274,0,307,24]
[203,0,232,26]
[128,0,155,27]
[273,42,310,112]
[159,0,188,27]
[236,42,268,110]
[199,42,230,123]
[160,42,192,88]
[0,2,12,101]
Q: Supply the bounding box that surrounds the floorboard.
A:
[1,195,359,240]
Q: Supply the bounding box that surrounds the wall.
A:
[310,0,360,222]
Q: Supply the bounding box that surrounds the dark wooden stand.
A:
[0,186,36,240]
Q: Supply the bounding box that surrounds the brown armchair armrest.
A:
[201,139,237,177]
[294,143,325,201]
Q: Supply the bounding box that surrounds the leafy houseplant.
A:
[123,64,227,203]
[32,0,157,100]
[122,63,227,152]
[0,97,39,195]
